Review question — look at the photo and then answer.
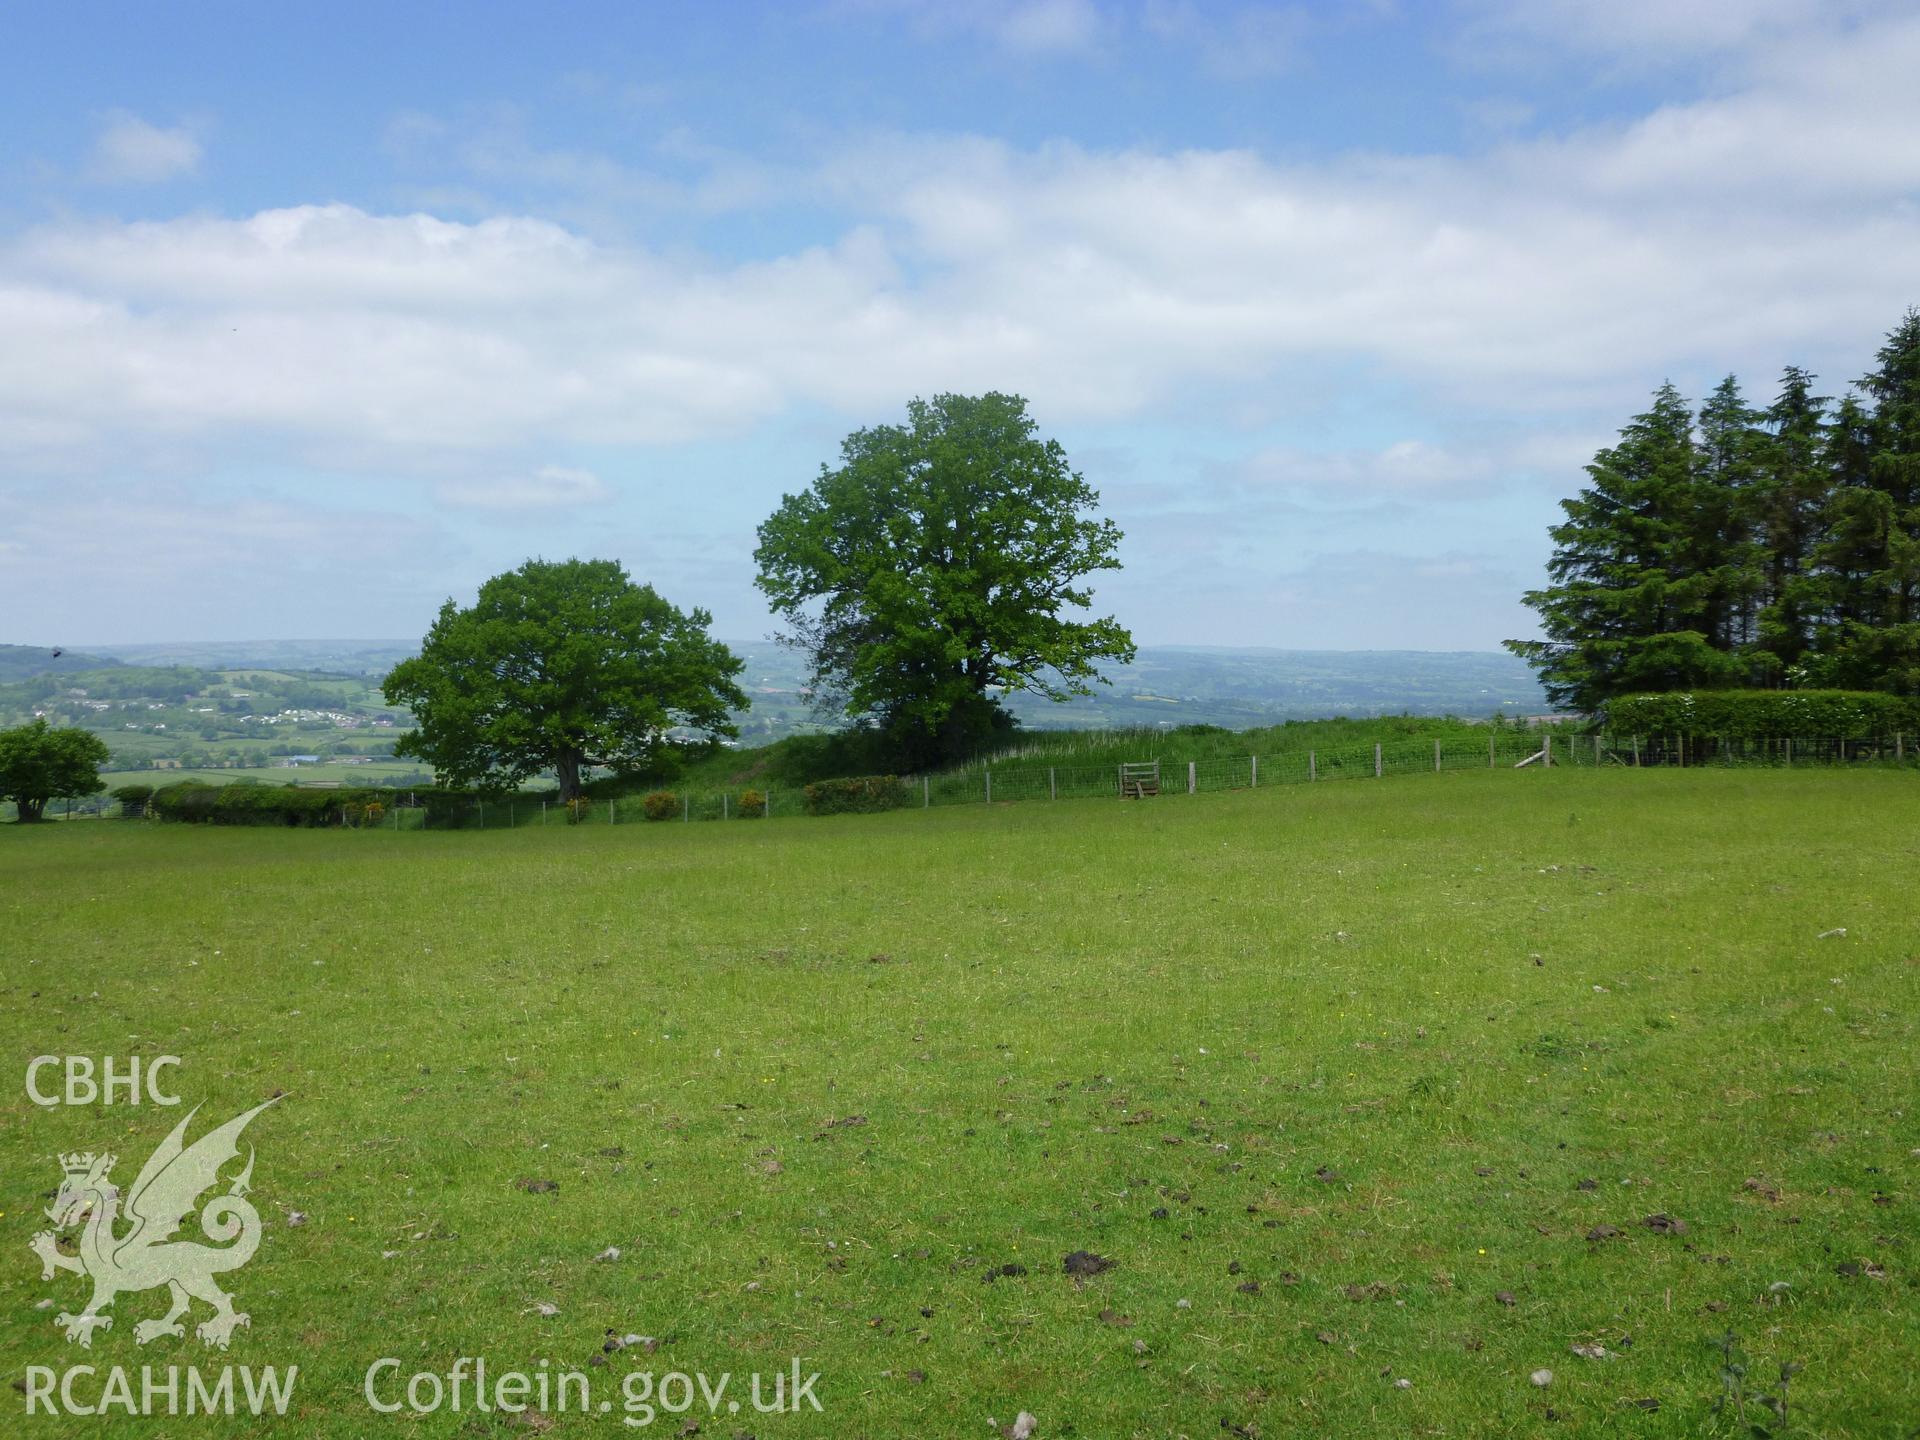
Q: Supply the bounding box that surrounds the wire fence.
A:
[11,730,1919,827]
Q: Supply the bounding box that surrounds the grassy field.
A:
[1,768,1914,1437]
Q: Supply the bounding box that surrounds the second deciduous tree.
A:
[755,393,1134,765]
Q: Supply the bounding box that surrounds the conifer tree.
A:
[1809,311,1920,692]
[1693,375,1769,654]
[1507,384,1747,710]
[1748,367,1831,681]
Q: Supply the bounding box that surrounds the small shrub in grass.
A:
[642,790,680,822]
[566,797,592,825]
[110,784,154,818]
[736,788,766,818]
[803,775,909,815]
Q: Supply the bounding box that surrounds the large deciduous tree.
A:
[754,392,1134,765]
[383,559,747,800]
[0,718,110,822]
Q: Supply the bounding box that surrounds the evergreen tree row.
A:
[1509,309,1920,711]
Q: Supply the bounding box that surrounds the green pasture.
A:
[1,767,1914,1437]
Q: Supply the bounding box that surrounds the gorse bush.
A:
[736,788,766,818]
[642,790,680,822]
[1606,690,1920,740]
[803,775,910,815]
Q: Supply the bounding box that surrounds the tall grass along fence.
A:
[15,729,1914,826]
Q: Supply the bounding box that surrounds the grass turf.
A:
[1,767,1915,1437]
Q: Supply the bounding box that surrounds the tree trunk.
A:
[17,796,47,822]
[554,748,584,802]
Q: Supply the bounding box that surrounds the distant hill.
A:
[0,644,123,682]
[729,641,1549,731]
[67,637,1550,733]
[82,639,420,675]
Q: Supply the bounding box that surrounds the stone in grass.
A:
[1530,1369,1553,1387]
[1004,1411,1037,1440]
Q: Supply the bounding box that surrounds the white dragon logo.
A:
[29,1098,279,1349]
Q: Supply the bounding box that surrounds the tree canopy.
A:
[1509,308,1920,710]
[0,718,110,822]
[383,558,747,800]
[754,392,1134,766]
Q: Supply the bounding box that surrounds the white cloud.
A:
[87,112,203,184]
[1227,432,1598,500]
[836,0,1104,56]
[436,465,611,510]
[3,11,1918,483]
[0,479,445,641]
[1142,2,1311,76]
[994,0,1102,54]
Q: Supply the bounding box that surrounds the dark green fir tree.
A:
[1508,383,1748,711]
[1810,311,1920,692]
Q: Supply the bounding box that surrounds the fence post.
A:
[924,775,930,808]
[683,793,689,822]
[1632,736,1641,766]
[1544,735,1551,767]
[766,789,772,818]
[1187,760,1196,794]
[1049,767,1056,801]
[1900,732,1906,761]
[1489,733,1495,768]
[1251,754,1258,787]
[1434,739,1442,773]
[1785,737,1792,767]
[1374,743,1382,778]
[985,769,992,804]
[541,800,547,825]
[723,794,729,819]
[1309,750,1316,782]
[1594,734,1602,766]
[479,799,485,827]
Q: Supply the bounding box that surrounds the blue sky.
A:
[3,0,1918,650]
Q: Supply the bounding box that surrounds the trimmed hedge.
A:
[110,783,154,818]
[1605,690,1920,740]
[803,775,910,816]
[149,781,394,827]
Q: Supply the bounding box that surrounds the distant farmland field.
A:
[2,768,1914,1436]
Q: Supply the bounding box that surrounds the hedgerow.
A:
[803,775,910,815]
[1605,690,1920,740]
